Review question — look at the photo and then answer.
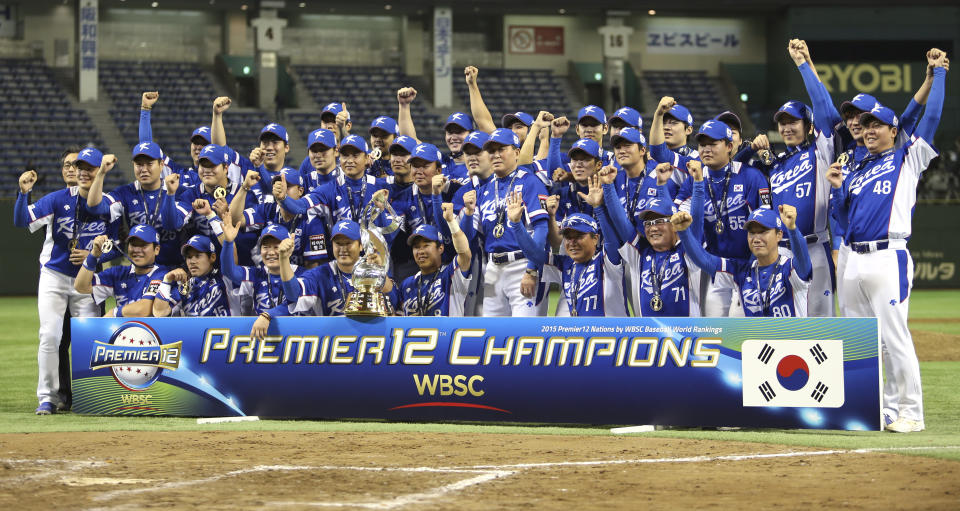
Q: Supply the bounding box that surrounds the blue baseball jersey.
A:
[92,264,168,311]
[243,203,331,265]
[475,168,549,254]
[101,182,191,266]
[554,172,628,225]
[156,269,241,317]
[399,259,472,316]
[648,143,701,187]
[619,238,700,317]
[299,173,392,226]
[24,187,113,277]
[547,249,627,316]
[677,162,768,259]
[838,137,938,244]
[180,181,263,265]
[440,155,470,185]
[236,265,307,315]
[767,133,836,238]
[715,255,811,317]
[625,162,679,232]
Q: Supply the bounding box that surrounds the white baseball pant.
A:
[37,267,98,406]
[482,257,547,317]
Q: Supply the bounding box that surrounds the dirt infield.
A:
[1,432,958,509]
[912,326,960,362]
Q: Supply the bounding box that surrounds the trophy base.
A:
[344,291,391,317]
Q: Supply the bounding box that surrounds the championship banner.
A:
[71,317,882,430]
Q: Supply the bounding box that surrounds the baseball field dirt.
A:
[1,431,958,509]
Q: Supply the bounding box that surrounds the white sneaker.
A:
[885,417,925,433]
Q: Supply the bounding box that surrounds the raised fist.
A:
[670,211,693,232]
[551,116,571,138]
[462,190,477,215]
[91,234,109,257]
[141,91,159,109]
[432,174,448,195]
[213,96,232,115]
[656,162,675,186]
[192,198,211,216]
[165,172,180,195]
[545,194,560,216]
[243,169,261,191]
[249,148,265,167]
[100,154,118,174]
[656,96,676,115]
[685,160,702,182]
[552,167,570,184]
[535,111,554,128]
[18,169,37,194]
[397,87,418,105]
[787,39,805,66]
[778,204,798,230]
[464,66,478,86]
[598,164,618,185]
[442,202,455,223]
[277,237,295,259]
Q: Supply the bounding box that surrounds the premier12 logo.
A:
[89,321,181,390]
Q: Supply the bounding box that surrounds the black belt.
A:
[779,232,828,249]
[491,250,525,265]
[851,240,891,254]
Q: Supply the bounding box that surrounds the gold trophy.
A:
[344,194,401,316]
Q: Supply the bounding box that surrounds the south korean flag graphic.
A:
[741,340,845,408]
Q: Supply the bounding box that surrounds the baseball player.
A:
[73,225,167,317]
[475,128,550,316]
[610,128,675,238]
[228,167,330,269]
[55,146,82,411]
[543,106,615,179]
[368,116,399,178]
[520,204,626,317]
[220,217,305,316]
[279,220,398,316]
[84,141,192,267]
[671,121,768,317]
[521,111,556,183]
[395,86,470,185]
[399,208,473,316]
[138,91,203,191]
[674,201,812,318]
[14,148,116,414]
[648,97,699,185]
[301,128,341,192]
[152,234,241,317]
[828,54,947,433]
[608,106,642,137]
[594,166,701,317]
[388,135,419,194]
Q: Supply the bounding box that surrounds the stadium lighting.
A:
[299,2,305,6]
[594,72,602,81]
[241,4,248,10]
[384,4,392,10]
[243,65,251,75]
[151,1,158,7]
[648,9,656,15]
[740,93,749,102]
[558,8,566,14]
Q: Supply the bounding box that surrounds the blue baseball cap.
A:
[410,143,441,164]
[840,93,879,117]
[610,107,642,129]
[131,141,163,160]
[746,207,783,231]
[127,224,159,245]
[331,219,362,241]
[444,112,473,132]
[665,104,694,126]
[610,127,646,148]
[258,224,291,247]
[191,126,211,143]
[501,111,534,129]
[560,213,599,234]
[859,103,899,128]
[408,224,442,246]
[308,129,336,151]
[271,167,304,188]
[577,105,606,124]
[463,131,490,152]
[696,120,734,143]
[259,123,289,143]
[321,102,349,122]
[483,128,521,150]
[181,234,215,256]
[774,101,812,124]
[339,134,369,154]
[76,147,103,167]
[568,138,602,160]
[637,197,675,220]
[714,111,742,133]
[198,144,229,166]
[389,135,418,155]
[369,116,398,136]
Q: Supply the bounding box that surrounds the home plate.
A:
[610,425,656,434]
[197,416,260,424]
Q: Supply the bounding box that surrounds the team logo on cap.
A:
[450,112,465,120]
[137,142,151,151]
[89,321,182,391]
[80,149,94,157]
[196,127,209,133]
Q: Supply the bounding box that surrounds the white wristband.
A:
[446,219,461,235]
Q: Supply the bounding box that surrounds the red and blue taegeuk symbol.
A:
[776,355,809,391]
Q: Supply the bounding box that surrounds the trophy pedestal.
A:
[344,290,391,317]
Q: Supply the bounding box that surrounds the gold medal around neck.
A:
[493,223,505,238]
[213,186,227,200]
[101,240,113,254]
[836,152,850,166]
[715,221,724,234]
[68,239,78,251]
[758,149,775,166]
[650,295,663,312]
[179,279,192,296]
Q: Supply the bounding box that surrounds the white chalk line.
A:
[2,445,956,510]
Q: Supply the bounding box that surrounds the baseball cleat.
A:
[35,402,56,415]
[882,412,896,426]
[885,418,925,433]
